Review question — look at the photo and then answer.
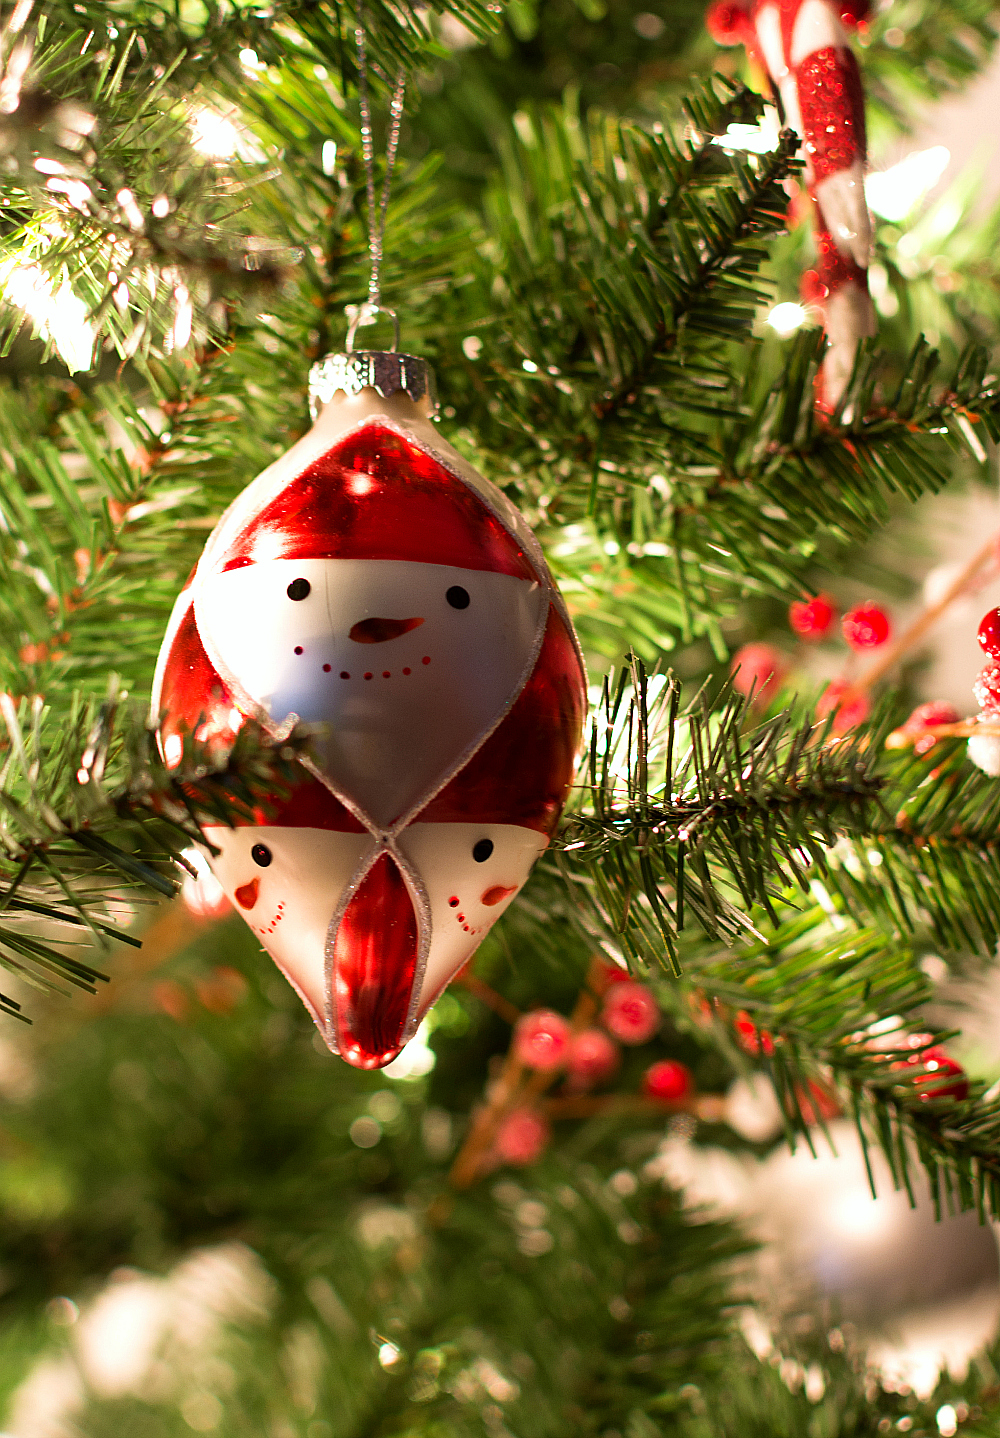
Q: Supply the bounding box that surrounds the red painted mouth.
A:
[349,616,424,645]
[235,878,259,910]
[332,853,418,1069]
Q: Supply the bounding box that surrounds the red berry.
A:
[494,1109,550,1165]
[816,679,869,734]
[795,1079,840,1124]
[644,1059,693,1102]
[566,1028,619,1088]
[903,701,961,731]
[730,643,785,703]
[601,963,632,986]
[842,602,891,650]
[735,1011,776,1057]
[602,982,660,1045]
[789,593,835,640]
[980,608,1000,658]
[974,660,1000,717]
[512,1009,571,1072]
[892,1041,968,1102]
[901,700,961,755]
[704,0,751,44]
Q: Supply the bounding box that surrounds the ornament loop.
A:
[345,300,400,355]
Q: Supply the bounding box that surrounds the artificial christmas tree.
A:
[4,1,1000,1434]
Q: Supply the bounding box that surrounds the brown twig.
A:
[448,957,631,1190]
[543,1093,725,1121]
[855,529,1000,694]
[887,718,1000,748]
[455,971,522,1026]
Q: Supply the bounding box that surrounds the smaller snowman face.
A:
[196,558,545,827]
[203,823,374,1028]
[396,822,547,1018]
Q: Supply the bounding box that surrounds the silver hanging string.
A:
[349,0,405,351]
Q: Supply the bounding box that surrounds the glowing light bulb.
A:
[767,302,807,336]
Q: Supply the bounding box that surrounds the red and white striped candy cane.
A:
[707,0,876,405]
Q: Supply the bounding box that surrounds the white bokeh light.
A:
[767,301,807,336]
[713,121,780,155]
[189,106,241,158]
[381,1019,437,1080]
[0,260,94,373]
[866,146,951,222]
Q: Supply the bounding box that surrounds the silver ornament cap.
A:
[308,351,439,422]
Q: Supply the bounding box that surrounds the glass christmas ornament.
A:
[152,351,588,1069]
[706,0,875,404]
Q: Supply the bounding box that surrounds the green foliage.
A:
[559,664,886,967]
[0,922,747,1437]
[0,678,308,1020]
[1,0,1000,1430]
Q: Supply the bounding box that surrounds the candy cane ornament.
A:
[707,0,876,404]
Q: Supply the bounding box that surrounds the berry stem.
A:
[455,971,522,1025]
[447,957,611,1189]
[854,529,1000,694]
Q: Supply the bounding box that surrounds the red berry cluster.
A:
[889,1033,969,1103]
[494,969,695,1168]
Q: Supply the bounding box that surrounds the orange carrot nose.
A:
[349,616,424,644]
[332,853,418,1069]
[482,884,517,907]
[235,878,259,910]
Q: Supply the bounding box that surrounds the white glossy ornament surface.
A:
[396,821,548,1016]
[196,558,545,827]
[203,824,374,1025]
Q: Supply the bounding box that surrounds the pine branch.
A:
[823,734,1000,956]
[665,905,1000,1222]
[0,680,307,1020]
[557,662,886,970]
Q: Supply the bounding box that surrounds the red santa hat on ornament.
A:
[211,424,539,582]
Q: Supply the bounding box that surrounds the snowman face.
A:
[202,823,374,1026]
[203,817,544,1065]
[395,821,547,1019]
[196,559,545,828]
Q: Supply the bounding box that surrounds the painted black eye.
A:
[472,838,493,863]
[446,585,470,610]
[251,844,272,867]
[287,578,311,601]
